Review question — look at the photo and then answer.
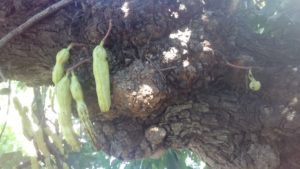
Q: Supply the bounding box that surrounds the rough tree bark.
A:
[1,0,300,169]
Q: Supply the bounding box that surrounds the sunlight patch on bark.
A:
[169,28,192,47]
[162,47,179,63]
[121,1,130,18]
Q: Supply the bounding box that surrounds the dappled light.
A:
[170,11,179,19]
[121,1,130,18]
[1,0,300,168]
[281,97,298,121]
[169,28,192,47]
[292,67,298,72]
[162,47,179,63]
[182,59,190,68]
[132,84,154,107]
[286,111,296,121]
[253,0,266,9]
[179,4,187,11]
[138,84,154,99]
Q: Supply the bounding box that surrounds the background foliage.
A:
[0,81,208,169]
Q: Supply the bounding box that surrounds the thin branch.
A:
[67,58,90,72]
[160,66,177,71]
[214,49,253,70]
[0,0,74,49]
[225,61,252,70]
[145,56,166,81]
[67,42,87,50]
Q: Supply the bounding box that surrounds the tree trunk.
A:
[1,0,300,169]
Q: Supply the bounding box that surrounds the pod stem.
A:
[100,19,112,46]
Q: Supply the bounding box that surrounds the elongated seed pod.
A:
[93,42,111,112]
[44,157,54,169]
[34,128,50,157]
[13,97,34,140]
[44,127,64,155]
[70,72,84,101]
[52,64,64,85]
[52,48,70,84]
[33,130,54,169]
[78,101,98,148]
[56,48,70,65]
[63,162,70,169]
[13,97,23,114]
[20,107,34,140]
[30,156,39,169]
[70,72,98,149]
[56,74,80,151]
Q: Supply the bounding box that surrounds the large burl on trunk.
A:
[1,0,300,168]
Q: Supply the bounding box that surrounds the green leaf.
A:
[111,158,121,169]
[16,82,27,91]
[0,88,10,95]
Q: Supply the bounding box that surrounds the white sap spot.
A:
[183,59,190,67]
[138,84,153,97]
[121,2,130,18]
[169,28,192,47]
[287,111,296,121]
[171,11,179,18]
[202,40,214,53]
[179,4,187,11]
[183,49,188,54]
[163,47,179,62]
[292,67,298,72]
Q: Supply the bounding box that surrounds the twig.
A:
[160,66,177,71]
[0,0,74,49]
[225,61,252,70]
[67,42,87,50]
[100,19,113,46]
[67,58,90,72]
[145,56,166,81]
[214,49,253,70]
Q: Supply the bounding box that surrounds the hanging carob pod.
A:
[70,71,99,149]
[93,20,112,113]
[56,73,80,151]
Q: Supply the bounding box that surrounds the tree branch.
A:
[0,0,74,49]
